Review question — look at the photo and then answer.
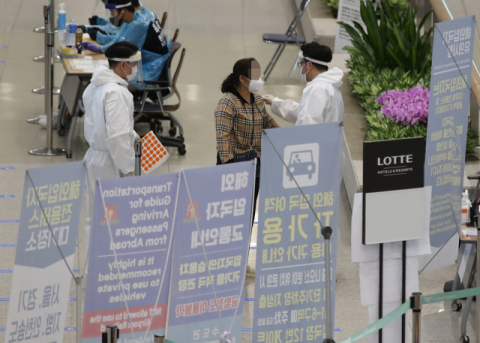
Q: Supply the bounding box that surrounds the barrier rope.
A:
[141,172,181,341]
[338,287,480,343]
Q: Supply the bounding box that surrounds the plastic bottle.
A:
[58,3,66,45]
[69,19,78,46]
[58,3,66,30]
[461,190,472,224]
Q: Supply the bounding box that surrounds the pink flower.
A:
[376,85,429,126]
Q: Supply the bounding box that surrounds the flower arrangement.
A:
[377,86,429,126]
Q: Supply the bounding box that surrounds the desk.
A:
[58,39,106,158]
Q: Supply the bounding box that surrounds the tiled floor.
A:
[0,0,475,342]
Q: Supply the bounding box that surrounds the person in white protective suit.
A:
[262,42,344,126]
[83,41,143,249]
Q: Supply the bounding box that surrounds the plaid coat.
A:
[215,92,280,164]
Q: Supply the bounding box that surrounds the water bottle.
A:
[69,19,77,46]
[58,3,66,30]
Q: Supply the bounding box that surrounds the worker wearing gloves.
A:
[263,42,345,126]
[88,0,155,45]
[82,0,158,54]
[82,0,169,82]
[83,41,142,248]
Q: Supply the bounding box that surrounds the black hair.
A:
[300,42,332,71]
[105,41,139,69]
[131,0,140,7]
[108,0,135,13]
[221,58,258,94]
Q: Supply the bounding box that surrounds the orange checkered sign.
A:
[141,131,169,175]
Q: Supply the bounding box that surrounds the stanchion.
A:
[29,2,65,156]
[322,226,335,343]
[76,276,83,343]
[135,140,142,176]
[32,0,59,95]
[105,326,119,343]
[477,223,480,343]
[411,292,422,343]
[154,335,165,343]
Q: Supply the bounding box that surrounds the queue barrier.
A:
[338,287,480,343]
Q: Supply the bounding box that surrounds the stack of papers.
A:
[70,59,108,71]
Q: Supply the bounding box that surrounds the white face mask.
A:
[244,77,264,93]
[123,63,137,82]
[301,63,310,82]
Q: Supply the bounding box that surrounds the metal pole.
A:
[379,243,383,343]
[135,140,142,176]
[106,325,119,343]
[476,223,480,343]
[154,335,166,343]
[401,241,407,343]
[322,226,335,343]
[411,292,422,343]
[33,0,60,94]
[29,2,65,156]
[75,276,83,343]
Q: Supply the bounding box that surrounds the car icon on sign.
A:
[286,150,316,181]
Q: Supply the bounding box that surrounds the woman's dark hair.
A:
[221,58,257,94]
[301,42,332,71]
[106,41,139,68]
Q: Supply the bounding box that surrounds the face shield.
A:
[104,1,131,27]
[293,51,329,75]
[110,51,143,84]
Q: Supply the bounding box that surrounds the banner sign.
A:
[363,137,426,244]
[82,173,179,343]
[334,0,365,54]
[253,123,343,342]
[424,16,475,252]
[6,161,86,343]
[167,162,255,343]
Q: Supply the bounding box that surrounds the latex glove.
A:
[88,15,99,25]
[219,332,232,343]
[81,42,101,53]
[120,171,134,178]
[262,94,275,106]
[78,25,87,33]
[134,132,142,142]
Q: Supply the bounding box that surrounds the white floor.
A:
[0,0,474,342]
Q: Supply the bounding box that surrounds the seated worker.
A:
[82,0,169,82]
[262,42,344,126]
[83,41,142,249]
[88,0,156,45]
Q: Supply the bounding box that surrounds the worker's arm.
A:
[215,97,236,164]
[104,91,135,175]
[269,97,300,124]
[100,20,149,53]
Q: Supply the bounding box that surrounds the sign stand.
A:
[378,243,383,343]
[76,276,83,343]
[322,226,336,343]
[401,241,407,343]
[29,1,65,156]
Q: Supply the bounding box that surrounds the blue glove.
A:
[81,42,101,53]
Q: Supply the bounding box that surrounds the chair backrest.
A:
[300,0,311,11]
[172,48,186,90]
[158,41,182,86]
[172,29,180,43]
[160,12,168,28]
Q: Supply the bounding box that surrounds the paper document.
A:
[70,59,108,71]
[462,228,477,237]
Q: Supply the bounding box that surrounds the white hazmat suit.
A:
[83,65,136,249]
[271,67,345,126]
